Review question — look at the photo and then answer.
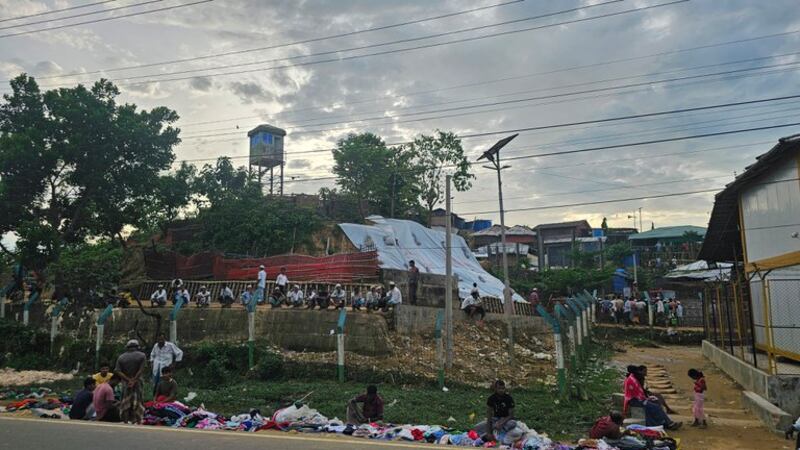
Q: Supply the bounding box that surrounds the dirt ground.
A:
[613,345,791,450]
[0,369,74,386]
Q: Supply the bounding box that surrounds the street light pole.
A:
[478,133,519,365]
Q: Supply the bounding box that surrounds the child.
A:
[688,368,707,428]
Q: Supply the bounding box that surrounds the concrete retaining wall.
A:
[702,340,770,398]
[393,304,549,335]
[381,269,456,308]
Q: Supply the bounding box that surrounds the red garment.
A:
[411,428,424,441]
[694,376,707,393]
[623,374,646,416]
[467,430,479,440]
[589,416,623,440]
[154,395,170,403]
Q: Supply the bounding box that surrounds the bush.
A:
[254,349,284,381]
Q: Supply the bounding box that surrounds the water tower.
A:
[248,124,287,195]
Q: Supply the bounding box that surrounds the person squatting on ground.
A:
[154,366,179,403]
[346,385,384,424]
[93,373,122,422]
[351,288,366,311]
[115,340,147,424]
[473,380,521,443]
[688,368,707,428]
[589,411,624,440]
[268,287,284,308]
[408,260,419,305]
[69,377,96,420]
[623,365,681,430]
[149,333,183,396]
[331,284,346,309]
[150,284,167,307]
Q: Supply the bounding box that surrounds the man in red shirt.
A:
[589,411,624,440]
[93,374,121,422]
[346,385,384,424]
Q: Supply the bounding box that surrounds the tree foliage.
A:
[0,74,185,270]
[49,241,122,294]
[406,130,473,224]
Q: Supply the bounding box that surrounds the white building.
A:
[701,134,800,371]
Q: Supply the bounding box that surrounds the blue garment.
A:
[69,389,93,420]
[254,287,265,304]
[628,398,671,427]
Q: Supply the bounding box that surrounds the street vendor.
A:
[346,385,384,424]
[589,411,624,440]
[154,366,179,403]
[474,380,519,443]
[114,339,147,424]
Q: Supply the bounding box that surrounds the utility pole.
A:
[478,134,519,365]
[638,207,643,234]
[390,173,396,218]
[445,175,454,369]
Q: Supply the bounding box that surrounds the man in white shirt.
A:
[288,285,304,308]
[149,332,183,395]
[331,284,346,309]
[218,283,234,307]
[256,265,267,305]
[275,267,289,297]
[382,281,402,311]
[150,285,167,307]
[195,286,210,308]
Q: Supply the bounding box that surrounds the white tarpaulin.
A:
[665,260,733,281]
[339,216,524,302]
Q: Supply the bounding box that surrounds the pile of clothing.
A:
[0,389,72,420]
[573,425,678,450]
[142,401,269,432]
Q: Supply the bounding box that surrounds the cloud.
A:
[229,81,276,104]
[288,159,312,169]
[190,77,213,92]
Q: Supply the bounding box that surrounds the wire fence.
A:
[703,276,800,375]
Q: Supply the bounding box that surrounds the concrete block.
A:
[741,390,794,432]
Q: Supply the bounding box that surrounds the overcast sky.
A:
[2,0,799,232]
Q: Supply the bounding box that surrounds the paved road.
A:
[0,417,434,450]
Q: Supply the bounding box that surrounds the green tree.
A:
[49,241,123,294]
[0,74,186,270]
[193,157,252,207]
[331,133,419,219]
[604,241,632,267]
[407,131,473,225]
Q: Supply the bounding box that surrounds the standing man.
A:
[528,287,540,315]
[256,265,267,305]
[275,267,289,297]
[149,332,184,395]
[676,301,684,327]
[656,296,666,326]
[114,340,147,424]
[408,260,419,305]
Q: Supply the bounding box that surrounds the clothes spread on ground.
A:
[1,388,674,450]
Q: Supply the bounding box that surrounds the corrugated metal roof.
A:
[247,124,287,136]
[534,220,591,230]
[699,134,800,262]
[627,225,706,241]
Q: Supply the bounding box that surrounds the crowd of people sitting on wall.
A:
[597,293,684,327]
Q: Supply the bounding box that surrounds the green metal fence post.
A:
[567,299,584,364]
[50,297,68,354]
[169,297,185,345]
[246,296,257,369]
[555,304,577,373]
[95,304,114,370]
[434,310,445,389]
[537,305,565,396]
[23,291,40,326]
[337,308,347,382]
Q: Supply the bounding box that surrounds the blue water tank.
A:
[469,219,492,232]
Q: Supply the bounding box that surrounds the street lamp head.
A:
[477,133,519,162]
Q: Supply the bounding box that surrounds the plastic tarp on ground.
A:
[339,216,524,302]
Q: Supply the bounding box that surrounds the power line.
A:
[175,27,800,128]
[180,59,800,139]
[94,0,687,87]
[0,0,163,31]
[0,0,214,39]
[0,0,118,23]
[180,93,800,158]
[28,0,524,81]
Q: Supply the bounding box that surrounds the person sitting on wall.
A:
[218,283,235,307]
[351,288,366,311]
[288,285,304,308]
[268,287,283,308]
[461,288,486,323]
[308,287,331,310]
[365,286,380,312]
[150,284,167,308]
[331,284,346,309]
[195,286,211,308]
[381,282,402,312]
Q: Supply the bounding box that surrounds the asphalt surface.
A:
[0,416,436,450]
